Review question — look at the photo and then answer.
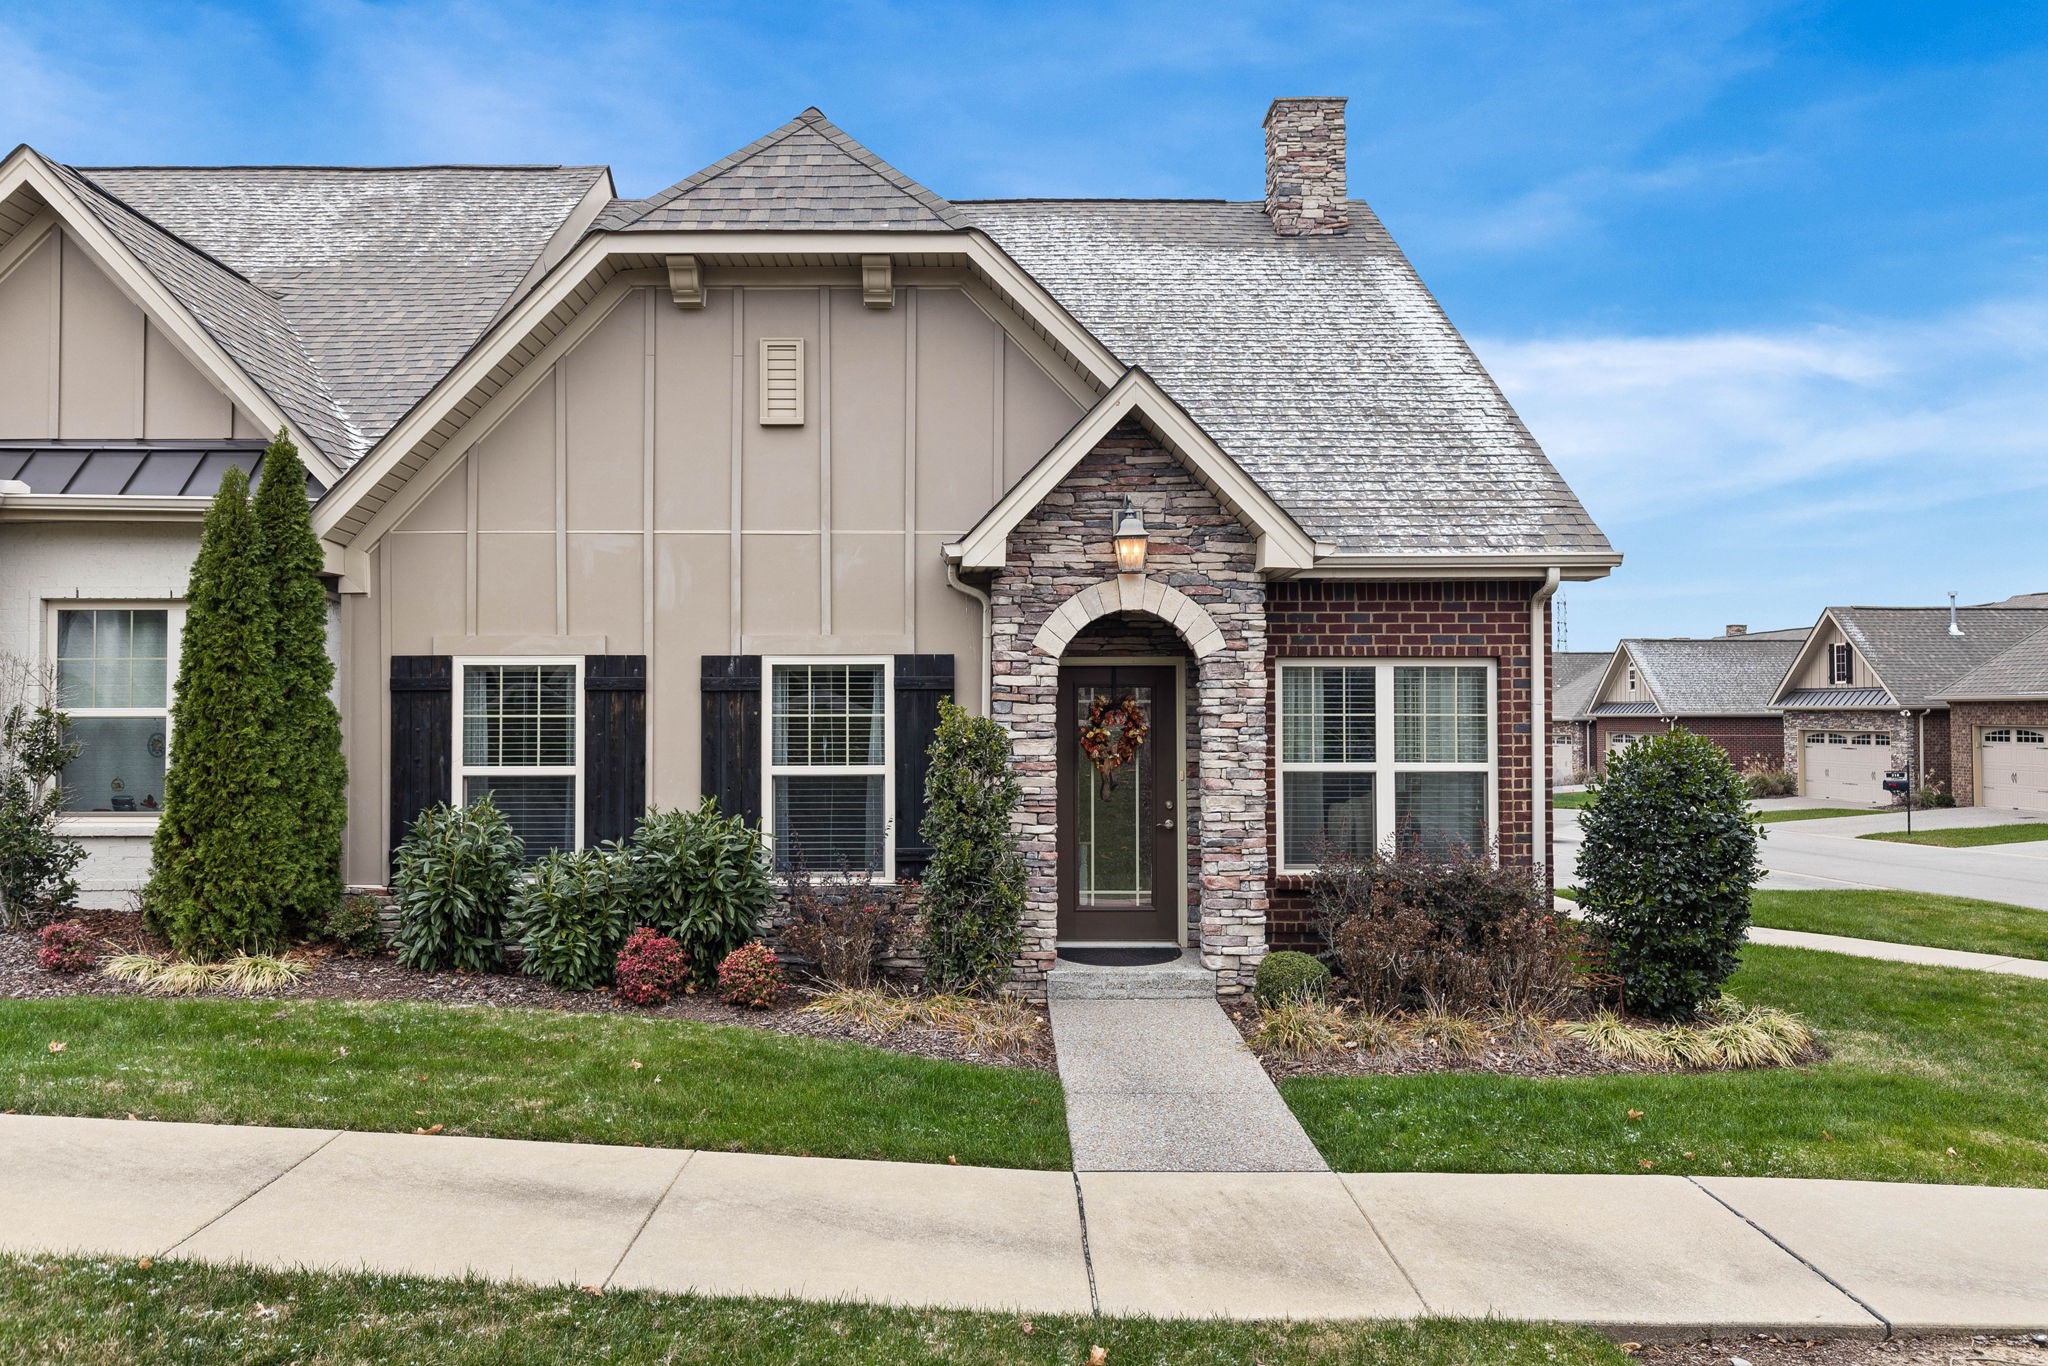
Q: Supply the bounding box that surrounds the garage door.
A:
[1980,728,2048,812]
[1801,731,1889,803]
[1553,740,1576,784]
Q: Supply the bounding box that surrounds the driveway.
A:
[1553,803,2048,913]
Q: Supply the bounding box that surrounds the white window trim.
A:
[452,656,585,853]
[46,599,185,830]
[762,655,894,880]
[1275,658,1500,875]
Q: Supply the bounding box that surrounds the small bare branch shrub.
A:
[777,857,904,989]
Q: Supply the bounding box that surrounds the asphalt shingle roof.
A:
[957,199,1611,557]
[1551,651,1610,722]
[603,109,958,232]
[1940,624,2048,700]
[1831,607,2048,707]
[1623,637,1807,717]
[66,161,606,464]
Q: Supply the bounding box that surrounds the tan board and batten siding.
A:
[342,284,1087,883]
[0,227,264,439]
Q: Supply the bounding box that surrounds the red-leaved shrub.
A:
[614,927,690,1006]
[37,921,95,974]
[716,941,783,1009]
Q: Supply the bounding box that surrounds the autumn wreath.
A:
[1080,692,1148,798]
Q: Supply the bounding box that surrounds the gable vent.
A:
[759,339,805,426]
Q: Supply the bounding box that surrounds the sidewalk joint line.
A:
[163,1127,344,1257]
[1337,1175,1430,1315]
[602,1149,694,1289]
[1070,1172,1101,1317]
[1684,1177,1892,1339]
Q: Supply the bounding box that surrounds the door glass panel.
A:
[1076,684,1152,907]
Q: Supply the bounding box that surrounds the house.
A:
[0,100,1618,992]
[1549,650,1609,784]
[1768,604,2048,807]
[1578,628,1807,774]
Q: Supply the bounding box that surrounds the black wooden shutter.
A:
[389,655,452,862]
[893,654,955,881]
[584,655,647,846]
[700,655,763,827]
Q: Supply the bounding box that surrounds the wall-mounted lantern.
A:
[1113,497,1148,575]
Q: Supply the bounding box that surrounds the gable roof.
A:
[1941,623,2048,700]
[1551,650,1610,722]
[602,109,958,231]
[1820,607,2048,708]
[1610,637,1807,717]
[956,199,1613,562]
[74,162,609,459]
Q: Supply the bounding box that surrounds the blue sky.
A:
[5,1,2044,649]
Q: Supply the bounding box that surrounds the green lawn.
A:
[1551,791,1595,809]
[1283,944,2048,1187]
[0,1256,1622,1366]
[1860,822,2048,848]
[0,997,1069,1170]
[1749,888,2048,960]
[1753,806,1870,823]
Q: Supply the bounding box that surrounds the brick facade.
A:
[1947,701,2048,806]
[1589,716,1784,775]
[1263,579,1543,948]
[987,420,1269,995]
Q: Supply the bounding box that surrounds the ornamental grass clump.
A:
[614,927,690,1007]
[391,798,524,973]
[1579,729,1765,1020]
[512,846,635,992]
[100,951,307,996]
[627,800,773,981]
[717,941,784,1009]
[1247,999,1349,1059]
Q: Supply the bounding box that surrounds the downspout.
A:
[1530,569,1562,883]
[945,559,993,715]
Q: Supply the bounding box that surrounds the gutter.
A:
[1531,568,1562,883]
[0,490,213,522]
[944,559,994,714]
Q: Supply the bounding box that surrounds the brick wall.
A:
[1680,716,1785,771]
[1264,578,1543,947]
[1947,701,2048,806]
[1591,717,1665,773]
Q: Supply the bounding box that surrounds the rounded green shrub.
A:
[919,699,1027,995]
[511,845,635,991]
[1579,729,1764,1021]
[391,798,524,972]
[1254,949,1331,1008]
[323,893,386,956]
[627,799,773,982]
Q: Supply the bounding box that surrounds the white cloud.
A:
[1477,297,2048,527]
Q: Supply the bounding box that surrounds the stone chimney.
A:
[1725,624,1748,637]
[1264,97,1349,236]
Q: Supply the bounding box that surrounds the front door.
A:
[1057,665,1180,943]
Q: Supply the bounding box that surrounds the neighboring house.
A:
[1768,605,2048,807]
[0,99,1618,993]
[1580,630,1807,774]
[1938,625,2048,810]
[1549,650,1609,784]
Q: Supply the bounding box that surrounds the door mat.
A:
[1056,946,1183,967]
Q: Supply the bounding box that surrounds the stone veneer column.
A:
[986,419,1269,996]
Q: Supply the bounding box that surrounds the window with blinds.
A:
[1277,660,1495,869]
[53,605,176,815]
[456,659,580,863]
[759,338,805,425]
[767,660,889,874]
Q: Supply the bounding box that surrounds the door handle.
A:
[1158,818,1175,830]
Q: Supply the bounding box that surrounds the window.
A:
[766,659,890,875]
[456,659,580,863]
[1984,729,2011,743]
[52,606,175,815]
[1625,663,1638,694]
[1278,661,1494,870]
[2019,730,2046,744]
[1828,643,1853,685]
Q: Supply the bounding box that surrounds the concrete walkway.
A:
[7,1114,2048,1336]
[1048,996,1326,1172]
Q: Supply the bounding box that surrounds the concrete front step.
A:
[1045,949,1216,1000]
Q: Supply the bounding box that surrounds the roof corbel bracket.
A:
[861,254,894,308]
[666,254,705,309]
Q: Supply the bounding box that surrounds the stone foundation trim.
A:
[1033,577,1227,661]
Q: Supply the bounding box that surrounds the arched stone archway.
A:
[1031,577,1227,661]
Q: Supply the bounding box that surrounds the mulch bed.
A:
[0,913,1054,1073]
[1633,1333,2047,1365]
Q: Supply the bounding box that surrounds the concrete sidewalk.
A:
[6,1114,2048,1336]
